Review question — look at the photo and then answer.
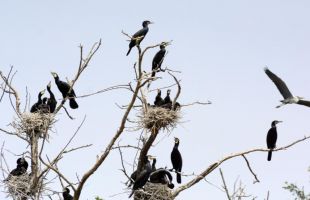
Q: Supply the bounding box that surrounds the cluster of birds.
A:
[264,67,310,161]
[30,72,78,114]
[128,137,182,198]
[151,89,180,111]
[5,157,73,199]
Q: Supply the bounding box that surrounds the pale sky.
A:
[1,0,310,199]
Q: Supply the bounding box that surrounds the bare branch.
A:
[241,155,260,184]
[219,168,231,200]
[172,135,310,197]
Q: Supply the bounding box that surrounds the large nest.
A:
[11,112,55,139]
[139,107,181,132]
[134,182,173,200]
[5,173,31,200]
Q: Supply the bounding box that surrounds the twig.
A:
[219,168,231,200]
[241,155,260,184]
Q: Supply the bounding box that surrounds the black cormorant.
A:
[154,89,164,107]
[47,81,57,113]
[129,155,154,198]
[164,89,172,105]
[266,120,282,161]
[30,89,45,113]
[264,67,310,108]
[150,168,174,189]
[6,158,28,181]
[37,97,50,113]
[151,43,166,77]
[63,187,73,200]
[171,137,182,184]
[51,72,78,109]
[126,20,153,56]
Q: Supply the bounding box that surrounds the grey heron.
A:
[264,67,310,108]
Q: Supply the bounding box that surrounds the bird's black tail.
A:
[267,150,272,161]
[69,98,79,109]
[126,48,132,56]
[176,172,181,184]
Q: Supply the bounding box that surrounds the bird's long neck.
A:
[174,142,179,149]
[47,87,55,98]
[38,93,43,102]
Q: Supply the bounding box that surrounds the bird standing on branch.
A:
[51,72,78,109]
[266,120,282,161]
[126,20,153,56]
[171,137,182,184]
[63,187,73,200]
[264,67,310,108]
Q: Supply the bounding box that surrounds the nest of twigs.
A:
[139,107,181,131]
[134,182,173,200]
[11,112,55,138]
[5,173,31,200]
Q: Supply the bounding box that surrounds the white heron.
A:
[264,67,310,108]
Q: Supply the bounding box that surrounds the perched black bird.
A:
[47,81,57,113]
[151,158,157,172]
[154,89,164,107]
[6,158,28,181]
[264,67,310,108]
[129,155,154,198]
[266,120,282,161]
[151,43,166,77]
[63,187,73,200]
[51,72,78,109]
[37,97,50,113]
[171,137,182,184]
[30,89,45,113]
[126,20,153,56]
[150,168,174,189]
[164,89,172,105]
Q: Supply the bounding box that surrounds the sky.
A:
[1,0,310,199]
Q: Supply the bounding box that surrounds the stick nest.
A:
[5,173,31,200]
[139,107,181,131]
[11,112,55,138]
[134,182,173,200]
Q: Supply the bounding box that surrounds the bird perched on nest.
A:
[150,160,174,189]
[161,89,181,111]
[129,155,155,198]
[37,97,50,113]
[46,81,57,113]
[264,67,310,108]
[154,89,164,107]
[266,120,282,161]
[171,137,182,184]
[6,157,28,181]
[30,89,45,113]
[126,20,153,56]
[51,72,78,109]
[63,187,73,200]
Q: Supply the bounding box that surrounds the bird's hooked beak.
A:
[275,120,283,125]
[40,89,46,95]
[297,96,304,100]
[149,21,154,24]
[47,81,51,88]
[51,72,57,78]
[147,155,156,160]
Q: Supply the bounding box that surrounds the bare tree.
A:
[0,34,309,200]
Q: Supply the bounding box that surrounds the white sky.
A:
[1,0,310,199]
